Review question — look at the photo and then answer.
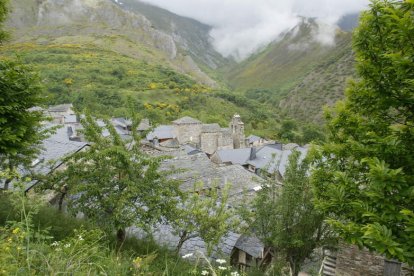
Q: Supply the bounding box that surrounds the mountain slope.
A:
[225,19,352,94]
[6,0,218,87]
[116,0,228,70]
[279,40,355,122]
[222,18,355,123]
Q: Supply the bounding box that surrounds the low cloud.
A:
[140,0,369,60]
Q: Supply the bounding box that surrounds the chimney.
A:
[249,147,257,160]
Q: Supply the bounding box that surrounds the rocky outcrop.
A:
[6,0,217,87]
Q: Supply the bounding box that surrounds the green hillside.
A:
[1,43,288,139]
[117,0,229,70]
[279,40,355,122]
[6,0,218,87]
[2,0,354,142]
[222,19,354,124]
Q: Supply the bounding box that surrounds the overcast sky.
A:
[140,0,369,60]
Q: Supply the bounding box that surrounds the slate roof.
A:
[247,145,307,177]
[183,144,202,155]
[202,123,221,133]
[48,104,73,113]
[97,119,131,140]
[112,118,132,128]
[35,126,89,174]
[173,116,201,125]
[234,235,264,258]
[146,125,176,140]
[64,114,78,124]
[137,118,151,131]
[215,148,252,165]
[1,124,89,191]
[160,152,261,202]
[159,138,179,148]
[247,135,262,144]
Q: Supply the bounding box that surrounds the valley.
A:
[2,0,356,142]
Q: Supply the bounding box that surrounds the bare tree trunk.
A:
[176,230,188,254]
[289,259,300,276]
[58,185,68,211]
[3,178,11,190]
[117,228,126,244]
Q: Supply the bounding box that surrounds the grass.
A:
[0,191,264,275]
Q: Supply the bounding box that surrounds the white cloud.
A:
[140,0,369,60]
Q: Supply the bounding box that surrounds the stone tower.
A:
[230,114,245,149]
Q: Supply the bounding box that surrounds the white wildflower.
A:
[201,270,209,275]
[182,253,193,259]
[216,259,226,264]
[218,266,227,270]
[51,241,59,247]
[64,243,71,248]
[78,235,84,241]
[231,272,240,276]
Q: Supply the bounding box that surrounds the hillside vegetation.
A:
[279,39,355,122]
[2,0,351,141]
[224,19,355,124]
[1,43,291,139]
[6,0,218,87]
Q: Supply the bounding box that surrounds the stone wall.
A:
[200,132,219,155]
[333,243,414,276]
[175,123,202,144]
[335,243,385,276]
[218,130,233,150]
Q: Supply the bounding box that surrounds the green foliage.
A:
[0,180,246,275]
[47,114,182,240]
[0,0,9,42]
[0,58,48,189]
[0,187,175,275]
[170,182,237,255]
[250,151,333,275]
[312,0,414,264]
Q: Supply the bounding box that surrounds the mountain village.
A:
[1,103,409,275]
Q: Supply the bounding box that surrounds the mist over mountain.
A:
[337,13,361,31]
[4,0,358,126]
[140,0,368,60]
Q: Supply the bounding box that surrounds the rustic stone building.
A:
[146,115,245,154]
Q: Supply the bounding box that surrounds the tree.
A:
[278,119,298,142]
[312,0,414,264]
[0,61,48,189]
[250,151,333,276]
[0,0,48,189]
[48,114,182,244]
[0,0,9,43]
[169,182,236,255]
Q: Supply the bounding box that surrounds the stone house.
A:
[211,144,308,180]
[47,104,75,124]
[230,235,264,270]
[146,115,245,155]
[246,135,270,147]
